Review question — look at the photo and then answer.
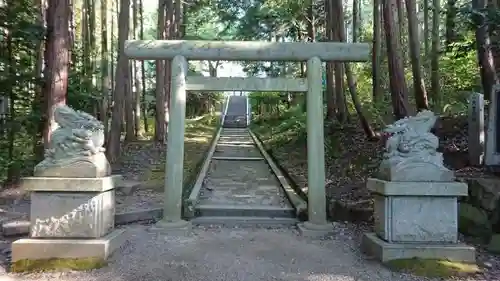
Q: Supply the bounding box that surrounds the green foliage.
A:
[250,92,307,147]
[0,0,44,182]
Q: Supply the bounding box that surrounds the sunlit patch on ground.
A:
[385,258,480,278]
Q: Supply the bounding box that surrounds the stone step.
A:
[217,141,254,145]
[195,204,295,218]
[190,216,298,227]
[211,156,264,161]
[223,124,247,129]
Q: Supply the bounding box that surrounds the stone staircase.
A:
[223,96,248,128]
[191,128,298,226]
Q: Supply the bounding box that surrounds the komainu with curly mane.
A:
[376,110,454,182]
[34,105,111,178]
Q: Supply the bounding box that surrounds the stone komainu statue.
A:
[34,105,111,178]
[377,110,454,182]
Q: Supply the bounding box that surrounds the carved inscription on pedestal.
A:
[30,191,115,238]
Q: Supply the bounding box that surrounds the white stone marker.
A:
[362,110,476,263]
[468,92,485,166]
[485,84,500,166]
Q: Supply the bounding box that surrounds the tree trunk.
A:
[331,0,347,122]
[406,0,429,110]
[33,0,46,161]
[396,0,405,57]
[132,0,141,137]
[123,0,135,141]
[423,0,429,55]
[324,0,335,119]
[175,0,182,38]
[306,0,315,42]
[154,0,166,143]
[42,0,71,148]
[383,0,411,119]
[430,0,441,110]
[101,0,110,135]
[372,0,382,102]
[89,0,97,115]
[180,0,187,37]
[445,0,458,48]
[109,0,115,103]
[352,0,359,42]
[107,0,130,161]
[139,0,148,133]
[163,0,174,134]
[473,0,498,100]
[333,0,376,139]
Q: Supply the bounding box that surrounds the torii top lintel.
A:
[124,40,370,62]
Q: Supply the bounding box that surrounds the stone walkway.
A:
[194,128,294,224]
[199,128,289,207]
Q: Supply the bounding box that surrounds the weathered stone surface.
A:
[376,161,455,182]
[362,232,476,263]
[2,220,30,236]
[367,178,468,196]
[376,110,454,182]
[369,179,466,243]
[485,84,500,166]
[30,190,115,238]
[11,229,125,262]
[34,105,109,178]
[458,202,492,240]
[124,39,371,62]
[468,93,485,166]
[186,76,308,92]
[373,194,458,243]
[115,179,141,195]
[34,153,111,178]
[22,175,121,192]
[487,234,500,253]
[467,178,500,212]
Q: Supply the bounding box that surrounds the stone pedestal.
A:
[361,178,476,263]
[11,175,126,271]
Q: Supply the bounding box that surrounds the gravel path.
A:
[0,223,432,281]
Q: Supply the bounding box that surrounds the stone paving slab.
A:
[199,159,290,208]
[218,136,254,143]
[213,143,262,158]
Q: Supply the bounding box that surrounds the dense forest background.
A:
[0,0,498,185]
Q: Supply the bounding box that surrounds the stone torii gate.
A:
[124,40,370,234]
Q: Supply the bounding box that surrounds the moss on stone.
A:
[11,257,107,273]
[385,258,480,278]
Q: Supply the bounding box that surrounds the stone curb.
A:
[186,125,223,217]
